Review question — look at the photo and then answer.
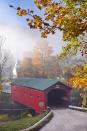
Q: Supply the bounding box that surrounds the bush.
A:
[0,115,10,122]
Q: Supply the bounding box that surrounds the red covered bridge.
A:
[11,78,71,113]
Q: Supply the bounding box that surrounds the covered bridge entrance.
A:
[47,89,68,107]
[45,81,71,108]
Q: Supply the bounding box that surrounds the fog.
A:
[0,23,63,60]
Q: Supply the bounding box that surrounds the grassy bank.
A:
[0,113,45,131]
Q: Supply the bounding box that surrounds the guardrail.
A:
[69,105,87,112]
[21,108,53,131]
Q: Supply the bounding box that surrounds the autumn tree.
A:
[32,42,53,77]
[17,42,61,78]
[32,42,62,78]
[59,54,87,80]
[46,55,62,78]
[68,63,87,107]
[17,56,34,77]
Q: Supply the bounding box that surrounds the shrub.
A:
[0,114,10,122]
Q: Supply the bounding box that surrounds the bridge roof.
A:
[12,78,68,91]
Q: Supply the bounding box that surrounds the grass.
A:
[0,112,47,131]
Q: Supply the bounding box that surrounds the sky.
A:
[0,0,63,60]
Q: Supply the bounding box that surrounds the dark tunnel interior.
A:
[47,89,68,107]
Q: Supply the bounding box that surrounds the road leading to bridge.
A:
[40,108,87,131]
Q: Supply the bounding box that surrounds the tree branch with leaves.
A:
[9,0,87,56]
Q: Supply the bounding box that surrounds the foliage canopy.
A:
[9,0,87,57]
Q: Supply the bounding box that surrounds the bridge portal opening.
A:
[47,89,68,107]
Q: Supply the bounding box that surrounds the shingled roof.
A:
[12,78,61,91]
